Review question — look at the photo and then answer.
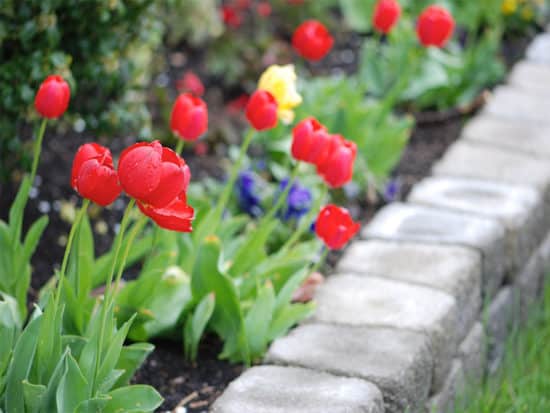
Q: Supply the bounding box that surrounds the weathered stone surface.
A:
[409,176,545,273]
[434,140,550,195]
[458,323,486,387]
[338,240,481,340]
[526,33,550,65]
[486,287,518,374]
[266,324,432,413]
[462,115,550,159]
[362,203,507,298]
[484,86,550,124]
[426,361,465,413]
[515,252,544,322]
[432,141,550,225]
[211,366,384,413]
[508,61,550,95]
[312,274,457,391]
[537,231,550,273]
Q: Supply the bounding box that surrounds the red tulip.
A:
[71,143,121,206]
[118,141,191,208]
[315,204,360,250]
[34,75,70,119]
[291,117,331,165]
[170,93,208,141]
[416,5,455,48]
[176,70,205,96]
[221,5,242,29]
[256,2,272,17]
[292,20,334,61]
[373,0,401,34]
[245,90,278,131]
[137,192,194,232]
[316,134,357,188]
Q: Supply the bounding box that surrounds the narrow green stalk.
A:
[211,128,255,230]
[53,198,90,312]
[91,199,135,394]
[262,162,301,223]
[175,139,184,155]
[279,185,328,255]
[310,247,329,274]
[111,215,148,303]
[30,118,48,184]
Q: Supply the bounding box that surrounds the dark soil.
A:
[0,18,535,413]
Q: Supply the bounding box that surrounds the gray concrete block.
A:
[514,252,544,322]
[483,86,550,124]
[409,176,545,274]
[338,240,481,340]
[266,323,432,413]
[462,115,550,160]
[426,360,465,413]
[526,33,550,65]
[508,61,550,95]
[312,274,457,392]
[211,365,385,413]
[485,287,518,374]
[458,322,486,387]
[362,203,507,299]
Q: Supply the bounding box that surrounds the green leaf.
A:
[184,293,215,361]
[114,343,154,389]
[268,303,315,342]
[22,380,46,412]
[103,385,163,413]
[4,313,42,412]
[56,352,89,413]
[191,236,249,363]
[22,215,48,263]
[244,282,275,359]
[8,176,31,244]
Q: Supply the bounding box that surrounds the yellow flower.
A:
[502,0,518,14]
[258,64,302,124]
[521,6,534,20]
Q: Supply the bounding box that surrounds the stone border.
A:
[210,35,550,413]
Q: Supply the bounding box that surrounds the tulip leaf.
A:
[184,292,215,361]
[191,236,249,363]
[56,352,89,413]
[102,385,163,413]
[268,303,315,342]
[244,282,275,359]
[114,343,154,389]
[22,380,46,412]
[22,215,48,265]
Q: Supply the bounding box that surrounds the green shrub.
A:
[0,0,162,179]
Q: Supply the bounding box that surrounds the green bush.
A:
[0,0,162,179]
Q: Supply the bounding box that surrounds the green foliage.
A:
[0,0,162,179]
[0,302,162,412]
[0,177,48,319]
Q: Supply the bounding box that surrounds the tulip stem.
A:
[92,198,135,395]
[111,215,148,302]
[212,128,255,230]
[262,162,301,223]
[310,247,329,274]
[52,198,90,314]
[279,184,328,255]
[175,139,184,155]
[30,118,47,184]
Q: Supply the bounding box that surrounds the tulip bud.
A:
[416,5,455,48]
[291,117,331,164]
[118,141,191,208]
[373,0,401,34]
[245,90,278,131]
[292,20,334,61]
[34,75,71,119]
[71,143,121,206]
[316,135,357,188]
[170,93,208,141]
[315,204,360,250]
[177,70,205,96]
